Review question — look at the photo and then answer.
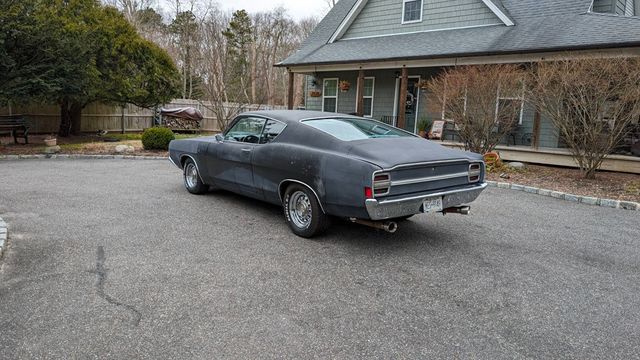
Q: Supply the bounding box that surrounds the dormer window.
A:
[402,0,423,24]
[592,0,637,16]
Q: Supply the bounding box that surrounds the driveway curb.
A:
[0,154,168,160]
[0,216,7,258]
[486,181,640,211]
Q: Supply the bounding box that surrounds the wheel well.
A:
[279,180,326,214]
[179,155,192,169]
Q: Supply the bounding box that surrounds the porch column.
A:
[356,69,365,116]
[287,71,295,110]
[532,109,541,149]
[397,67,408,129]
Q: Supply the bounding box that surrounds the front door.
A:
[215,116,266,197]
[395,76,420,133]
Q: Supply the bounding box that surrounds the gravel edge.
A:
[0,216,6,258]
[487,181,640,211]
[0,154,168,160]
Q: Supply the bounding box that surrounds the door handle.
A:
[241,148,252,153]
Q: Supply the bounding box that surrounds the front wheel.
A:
[283,184,330,238]
[183,159,208,194]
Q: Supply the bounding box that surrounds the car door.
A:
[215,116,266,197]
[251,118,288,204]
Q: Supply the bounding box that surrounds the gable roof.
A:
[278,0,640,67]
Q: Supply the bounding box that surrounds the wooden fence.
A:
[0,99,285,134]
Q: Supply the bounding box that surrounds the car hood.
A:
[346,137,482,169]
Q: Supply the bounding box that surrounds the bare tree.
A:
[527,57,640,179]
[428,64,525,154]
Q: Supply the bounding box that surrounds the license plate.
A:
[422,197,443,214]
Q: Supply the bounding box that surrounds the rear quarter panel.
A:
[252,141,379,219]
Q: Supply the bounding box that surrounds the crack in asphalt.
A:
[91,246,142,326]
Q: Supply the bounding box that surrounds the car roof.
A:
[241,110,357,125]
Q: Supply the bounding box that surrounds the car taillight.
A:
[364,186,373,199]
[372,173,390,196]
[469,163,481,183]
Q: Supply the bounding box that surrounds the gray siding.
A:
[593,0,615,13]
[305,76,322,111]
[342,0,502,40]
[305,68,561,148]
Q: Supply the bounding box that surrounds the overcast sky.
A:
[219,0,329,20]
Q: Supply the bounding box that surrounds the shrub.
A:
[141,127,175,150]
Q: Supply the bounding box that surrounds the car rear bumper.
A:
[364,183,488,220]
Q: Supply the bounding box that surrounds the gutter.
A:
[274,42,640,68]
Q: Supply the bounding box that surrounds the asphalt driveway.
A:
[0,159,638,359]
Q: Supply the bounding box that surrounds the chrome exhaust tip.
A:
[383,221,398,233]
[443,206,471,215]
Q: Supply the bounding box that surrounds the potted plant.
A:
[339,80,351,92]
[44,135,57,146]
[417,118,432,138]
[417,79,429,90]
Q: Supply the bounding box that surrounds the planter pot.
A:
[309,90,322,97]
[44,138,57,146]
[418,130,427,138]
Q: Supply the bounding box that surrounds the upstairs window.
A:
[402,0,423,24]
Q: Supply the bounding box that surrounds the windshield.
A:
[302,118,414,141]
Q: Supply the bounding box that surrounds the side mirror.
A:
[214,134,224,142]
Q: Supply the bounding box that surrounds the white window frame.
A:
[355,77,375,117]
[401,0,423,24]
[494,83,525,125]
[322,78,339,113]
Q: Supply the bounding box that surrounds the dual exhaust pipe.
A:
[350,206,471,233]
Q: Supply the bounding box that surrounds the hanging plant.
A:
[309,90,322,97]
[339,80,351,92]
[417,79,429,90]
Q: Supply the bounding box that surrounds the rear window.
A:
[302,118,413,141]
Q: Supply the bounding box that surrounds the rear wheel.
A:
[283,184,329,238]
[183,159,208,194]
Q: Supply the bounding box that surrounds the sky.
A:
[218,0,329,20]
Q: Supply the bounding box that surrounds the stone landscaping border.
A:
[0,154,168,160]
[0,216,7,258]
[486,181,640,211]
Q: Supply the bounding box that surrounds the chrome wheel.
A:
[185,163,198,189]
[288,190,312,229]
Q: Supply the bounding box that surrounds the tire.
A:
[283,184,330,238]
[183,158,208,194]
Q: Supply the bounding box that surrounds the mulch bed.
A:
[0,134,167,157]
[487,164,640,203]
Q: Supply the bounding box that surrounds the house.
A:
[277,0,640,150]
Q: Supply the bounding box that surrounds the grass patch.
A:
[59,143,86,151]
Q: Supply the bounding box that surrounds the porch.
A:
[439,141,640,175]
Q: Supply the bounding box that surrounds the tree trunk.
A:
[59,98,72,137]
[70,102,82,135]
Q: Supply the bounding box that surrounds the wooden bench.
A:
[0,115,29,144]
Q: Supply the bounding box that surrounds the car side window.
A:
[260,119,286,144]
[224,117,266,143]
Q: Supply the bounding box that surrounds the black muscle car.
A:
[168,110,487,237]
